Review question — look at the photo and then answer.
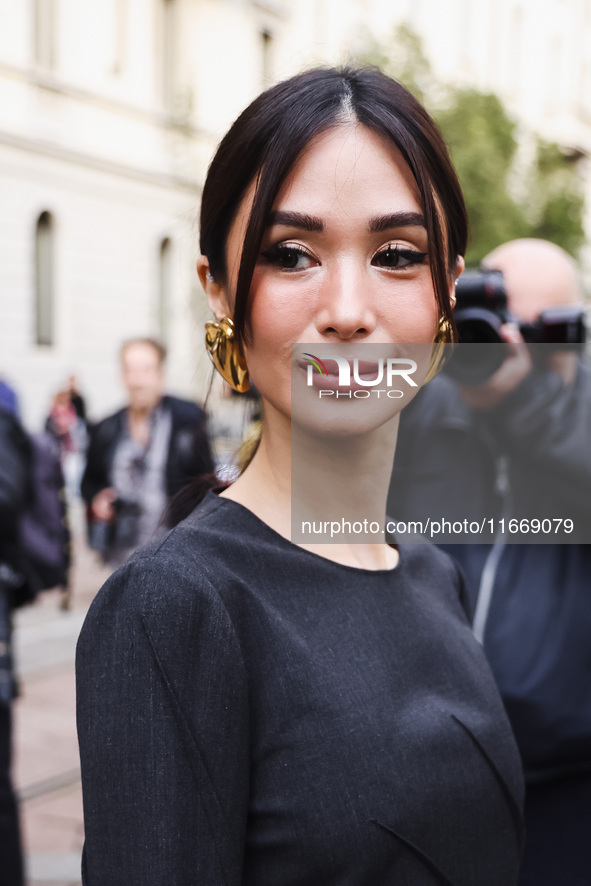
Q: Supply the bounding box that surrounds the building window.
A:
[159,237,172,345]
[162,0,176,111]
[35,211,55,347]
[33,0,57,70]
[260,28,273,86]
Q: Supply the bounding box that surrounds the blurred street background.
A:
[1,1,591,883]
[12,504,108,886]
[1,0,591,432]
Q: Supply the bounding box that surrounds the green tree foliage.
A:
[527,139,586,256]
[360,23,431,103]
[355,26,586,264]
[435,90,529,263]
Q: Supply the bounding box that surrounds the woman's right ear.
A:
[197,256,230,319]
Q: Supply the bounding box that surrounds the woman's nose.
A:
[314,261,377,340]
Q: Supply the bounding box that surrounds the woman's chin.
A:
[290,401,402,441]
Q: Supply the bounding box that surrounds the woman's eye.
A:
[261,244,316,271]
[372,245,427,270]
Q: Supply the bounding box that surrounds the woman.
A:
[77,67,524,885]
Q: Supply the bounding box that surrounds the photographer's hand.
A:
[91,487,117,522]
[458,323,532,411]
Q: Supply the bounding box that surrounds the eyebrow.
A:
[266,209,426,234]
[267,211,323,232]
[368,211,426,232]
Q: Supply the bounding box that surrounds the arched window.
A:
[35,211,55,346]
[34,0,57,70]
[159,237,172,345]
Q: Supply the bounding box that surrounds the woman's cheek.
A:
[381,298,438,342]
[248,280,313,347]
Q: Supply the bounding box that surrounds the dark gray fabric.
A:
[76,491,524,885]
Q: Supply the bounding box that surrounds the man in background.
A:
[82,338,214,568]
[390,239,591,885]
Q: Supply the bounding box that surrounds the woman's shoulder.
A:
[80,496,245,640]
[75,500,250,743]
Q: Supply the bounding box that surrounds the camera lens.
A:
[445,309,507,385]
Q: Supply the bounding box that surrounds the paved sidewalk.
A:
[12,517,111,886]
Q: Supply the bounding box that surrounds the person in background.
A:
[46,388,88,502]
[45,390,78,455]
[67,375,87,430]
[0,405,30,886]
[81,338,214,568]
[390,238,591,885]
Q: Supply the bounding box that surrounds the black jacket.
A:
[81,395,214,522]
[389,364,591,780]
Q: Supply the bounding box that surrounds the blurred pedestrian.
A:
[45,390,78,454]
[46,388,88,502]
[66,375,87,429]
[0,405,30,886]
[81,338,214,568]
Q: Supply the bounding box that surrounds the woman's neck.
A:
[221,408,400,570]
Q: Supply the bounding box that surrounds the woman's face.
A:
[207,124,453,426]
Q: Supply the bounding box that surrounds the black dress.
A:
[76,491,524,886]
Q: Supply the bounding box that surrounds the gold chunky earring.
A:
[423,315,454,385]
[204,317,250,393]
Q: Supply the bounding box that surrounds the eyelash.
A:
[260,242,428,272]
[260,243,315,271]
[373,245,428,270]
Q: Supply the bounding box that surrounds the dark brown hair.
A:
[200,65,468,344]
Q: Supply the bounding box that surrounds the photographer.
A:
[81,338,214,568]
[389,238,591,885]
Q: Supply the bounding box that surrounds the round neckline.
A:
[204,489,404,577]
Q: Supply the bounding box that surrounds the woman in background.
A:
[77,67,524,885]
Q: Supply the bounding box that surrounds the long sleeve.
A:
[76,549,250,886]
[488,363,591,514]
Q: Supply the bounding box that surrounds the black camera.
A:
[445,268,587,385]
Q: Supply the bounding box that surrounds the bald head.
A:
[482,238,582,323]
